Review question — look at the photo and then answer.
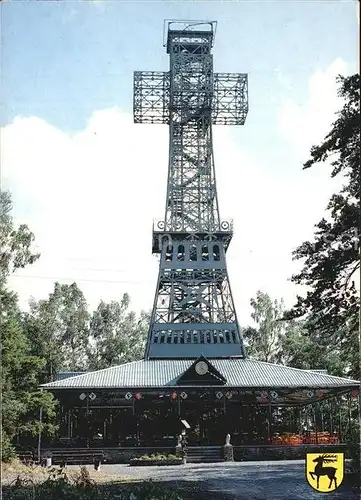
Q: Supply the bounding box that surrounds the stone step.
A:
[186,447,223,463]
[186,452,223,456]
[187,449,222,454]
[187,458,223,463]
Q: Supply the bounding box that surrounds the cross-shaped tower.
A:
[134,20,248,359]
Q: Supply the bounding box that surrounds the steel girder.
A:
[133,72,248,126]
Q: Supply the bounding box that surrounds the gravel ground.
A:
[69,460,359,500]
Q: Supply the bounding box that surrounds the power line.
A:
[9,275,154,285]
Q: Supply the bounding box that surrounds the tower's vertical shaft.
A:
[165,25,219,233]
[133,21,248,359]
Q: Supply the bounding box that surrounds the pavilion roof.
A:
[41,358,359,390]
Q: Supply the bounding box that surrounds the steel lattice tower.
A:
[134,21,248,359]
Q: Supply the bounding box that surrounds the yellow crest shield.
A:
[306,452,344,492]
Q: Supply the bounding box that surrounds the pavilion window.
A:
[186,331,191,344]
[213,332,218,343]
[200,332,205,343]
[153,333,159,343]
[219,332,224,343]
[180,332,185,344]
[225,331,230,343]
[232,331,237,343]
[206,331,211,343]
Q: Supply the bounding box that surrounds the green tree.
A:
[0,191,57,460]
[279,320,346,376]
[0,191,40,287]
[243,291,285,362]
[87,293,149,370]
[25,282,90,375]
[286,74,360,378]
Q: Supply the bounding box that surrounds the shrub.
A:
[4,470,185,499]
[1,433,17,463]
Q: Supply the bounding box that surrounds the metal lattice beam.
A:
[133,73,248,125]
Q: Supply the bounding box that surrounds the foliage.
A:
[286,74,360,378]
[243,291,285,362]
[0,191,40,287]
[243,289,352,379]
[24,282,91,376]
[1,190,150,456]
[279,320,346,376]
[137,453,178,460]
[4,467,185,500]
[87,294,149,370]
[1,191,57,461]
[1,433,18,463]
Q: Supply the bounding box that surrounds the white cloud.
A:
[278,58,346,152]
[2,59,346,325]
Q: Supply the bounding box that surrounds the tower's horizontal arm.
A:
[133,71,248,125]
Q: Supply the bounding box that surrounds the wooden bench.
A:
[50,450,105,468]
[18,451,34,465]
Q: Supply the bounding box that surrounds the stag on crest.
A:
[309,454,338,489]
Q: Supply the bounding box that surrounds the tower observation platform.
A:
[134,20,249,359]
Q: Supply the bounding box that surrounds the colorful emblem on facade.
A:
[270,390,278,400]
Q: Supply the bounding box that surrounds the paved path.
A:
[78,460,359,499]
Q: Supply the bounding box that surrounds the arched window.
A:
[213,245,220,261]
[190,244,197,261]
[177,245,185,261]
[202,244,209,261]
[165,245,173,261]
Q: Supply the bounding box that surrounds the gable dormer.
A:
[176,356,227,385]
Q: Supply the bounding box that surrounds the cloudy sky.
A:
[1,0,358,325]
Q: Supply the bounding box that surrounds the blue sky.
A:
[2,0,359,322]
[3,1,357,130]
